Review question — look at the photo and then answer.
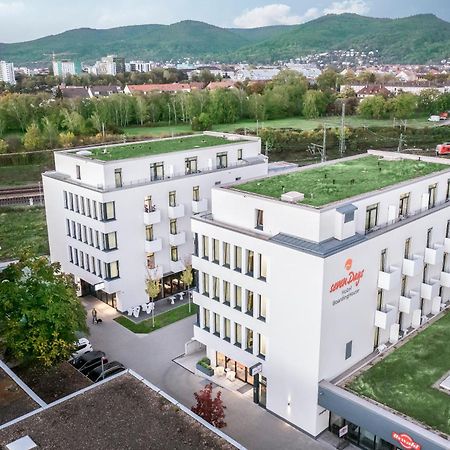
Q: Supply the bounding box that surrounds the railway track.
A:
[0,185,44,206]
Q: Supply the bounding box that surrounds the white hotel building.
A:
[43,132,267,312]
[191,151,450,448]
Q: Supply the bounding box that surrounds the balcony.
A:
[424,244,444,265]
[145,238,162,253]
[374,304,396,330]
[170,259,185,273]
[168,204,185,219]
[377,266,401,291]
[147,265,163,280]
[441,271,450,288]
[444,238,450,253]
[169,231,186,246]
[399,290,420,314]
[192,198,208,214]
[420,279,440,300]
[143,209,161,225]
[402,255,423,277]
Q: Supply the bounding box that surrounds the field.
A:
[347,312,450,436]
[0,206,48,261]
[235,155,448,207]
[0,164,50,188]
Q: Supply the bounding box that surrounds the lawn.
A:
[114,303,198,333]
[0,206,48,261]
[88,135,244,161]
[0,164,51,188]
[235,155,448,207]
[347,312,450,436]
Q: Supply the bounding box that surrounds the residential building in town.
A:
[52,60,82,78]
[91,55,126,76]
[0,60,16,85]
[190,151,450,449]
[42,132,267,312]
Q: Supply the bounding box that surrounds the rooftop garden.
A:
[235,156,448,207]
[84,135,245,161]
[347,312,450,436]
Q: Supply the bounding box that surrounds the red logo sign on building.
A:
[392,432,421,450]
[329,259,365,293]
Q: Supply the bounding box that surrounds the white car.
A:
[70,338,93,360]
[428,115,441,122]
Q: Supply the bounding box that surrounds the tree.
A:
[0,254,87,367]
[388,93,417,119]
[145,276,161,327]
[316,68,339,91]
[59,131,75,148]
[192,112,213,131]
[302,90,328,118]
[191,383,226,428]
[41,117,59,148]
[358,95,388,119]
[23,122,43,150]
[180,264,194,312]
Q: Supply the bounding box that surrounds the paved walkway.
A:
[82,296,332,450]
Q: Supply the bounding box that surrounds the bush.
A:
[0,139,8,154]
[198,357,212,369]
[58,131,75,148]
[192,113,213,131]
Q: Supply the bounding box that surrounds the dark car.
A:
[71,350,106,370]
[86,361,125,382]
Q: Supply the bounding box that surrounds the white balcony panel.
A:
[192,199,208,214]
[377,266,401,291]
[168,204,185,219]
[147,265,163,280]
[144,238,162,253]
[170,260,185,273]
[399,290,420,314]
[169,231,186,246]
[441,271,450,288]
[402,255,423,277]
[374,304,396,330]
[411,309,422,328]
[444,238,450,253]
[432,296,442,315]
[389,323,400,344]
[143,209,161,225]
[424,245,444,265]
[420,279,440,301]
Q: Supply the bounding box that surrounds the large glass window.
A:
[76,165,81,180]
[169,191,176,207]
[259,334,266,357]
[212,276,220,300]
[428,183,437,209]
[234,246,242,272]
[216,152,228,169]
[202,236,209,259]
[365,203,378,232]
[145,225,154,241]
[203,308,210,330]
[235,285,242,310]
[246,328,253,352]
[144,196,153,212]
[223,281,230,304]
[192,186,200,201]
[100,202,115,221]
[259,254,268,280]
[170,219,177,235]
[235,323,242,346]
[114,168,122,187]
[150,162,164,181]
[223,242,230,267]
[224,319,231,341]
[185,156,198,174]
[398,192,410,218]
[246,290,254,315]
[105,261,119,279]
[146,253,155,269]
[63,191,68,208]
[214,313,220,336]
[170,246,178,262]
[246,250,254,275]
[212,239,219,263]
[259,295,267,321]
[104,232,117,250]
[255,209,264,230]
[202,273,209,296]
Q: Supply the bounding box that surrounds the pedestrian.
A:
[91,308,97,324]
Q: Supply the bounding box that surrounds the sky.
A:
[0,0,449,43]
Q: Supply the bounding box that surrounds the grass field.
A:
[0,164,51,188]
[114,303,198,333]
[0,206,48,261]
[235,155,448,207]
[348,312,450,435]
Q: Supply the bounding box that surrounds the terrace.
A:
[78,134,247,161]
[235,155,449,208]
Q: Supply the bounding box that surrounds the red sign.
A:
[392,432,421,450]
[329,259,365,293]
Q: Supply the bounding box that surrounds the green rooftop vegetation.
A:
[347,312,450,436]
[236,155,448,207]
[85,135,245,161]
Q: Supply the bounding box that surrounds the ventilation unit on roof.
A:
[280,191,304,203]
[76,150,92,156]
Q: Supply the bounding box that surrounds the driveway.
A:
[82,296,331,450]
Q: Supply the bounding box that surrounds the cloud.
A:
[233,4,320,28]
[324,0,370,15]
[0,1,25,15]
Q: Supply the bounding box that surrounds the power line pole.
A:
[339,101,346,157]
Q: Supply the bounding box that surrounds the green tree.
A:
[192,112,213,131]
[316,68,339,91]
[208,89,240,124]
[388,93,418,119]
[23,122,43,150]
[59,131,75,148]
[302,90,328,119]
[358,96,388,119]
[145,276,161,327]
[180,264,194,312]
[0,254,87,367]
[269,69,308,116]
[418,89,440,115]
[41,117,59,148]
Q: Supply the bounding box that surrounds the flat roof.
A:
[345,311,450,437]
[234,155,449,207]
[75,134,248,161]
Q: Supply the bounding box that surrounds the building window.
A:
[259,334,266,358]
[80,197,85,215]
[169,191,176,207]
[170,246,178,262]
[235,323,242,347]
[447,179,450,201]
[404,238,411,259]
[246,250,254,276]
[246,328,253,353]
[97,259,102,277]
[423,263,429,283]
[259,296,267,321]
[73,249,79,266]
[255,209,264,230]
[246,290,254,316]
[104,232,117,250]
[92,201,98,219]
[170,219,177,235]
[428,183,437,209]
[223,281,230,305]
[212,239,219,263]
[145,225,154,241]
[203,308,210,330]
[365,203,378,232]
[380,249,387,272]
[235,285,242,310]
[91,256,96,274]
[237,149,243,160]
[95,231,100,249]
[68,246,73,263]
[105,261,119,279]
[146,253,155,269]
[426,227,433,248]
[212,276,219,300]
[100,202,115,221]
[193,233,199,257]
[85,254,90,272]
[401,275,407,296]
[150,162,164,181]
[398,193,410,218]
[224,318,231,341]
[82,225,87,243]
[185,157,198,174]
[447,220,450,238]
[77,223,82,241]
[69,193,74,210]
[202,236,209,259]
[234,246,242,272]
[74,195,79,213]
[216,152,228,169]
[66,219,70,236]
[193,186,200,201]
[214,313,220,336]
[114,168,122,188]
[86,199,91,217]
[223,243,230,267]
[144,196,154,212]
[259,254,268,281]
[89,228,93,246]
[76,165,81,180]
[202,273,209,296]
[345,341,352,360]
[63,191,68,208]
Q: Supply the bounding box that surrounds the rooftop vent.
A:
[281,191,304,203]
[6,435,37,450]
[76,150,92,156]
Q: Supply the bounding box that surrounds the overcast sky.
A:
[0,0,449,43]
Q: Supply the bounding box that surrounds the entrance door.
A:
[259,376,267,407]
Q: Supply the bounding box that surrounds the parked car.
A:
[70,338,93,361]
[71,350,105,370]
[436,143,450,155]
[428,115,441,122]
[79,356,109,375]
[86,361,126,383]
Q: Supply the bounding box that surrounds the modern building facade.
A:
[43,132,267,312]
[190,151,450,447]
[0,61,16,85]
[52,60,82,78]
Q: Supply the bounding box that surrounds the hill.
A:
[0,14,449,65]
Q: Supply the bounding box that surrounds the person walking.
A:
[91,308,97,324]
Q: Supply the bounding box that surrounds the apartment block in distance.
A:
[191,151,450,450]
[0,61,16,85]
[43,132,267,312]
[52,59,82,78]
